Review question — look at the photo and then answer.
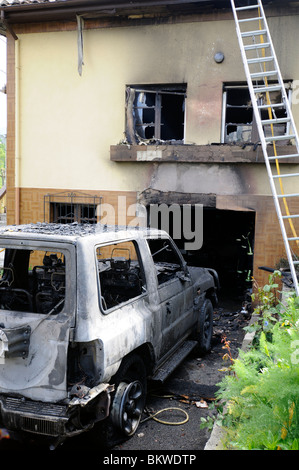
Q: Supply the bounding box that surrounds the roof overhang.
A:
[0,1,296,27]
[0,0,236,24]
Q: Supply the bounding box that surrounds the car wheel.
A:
[97,354,147,446]
[110,380,144,436]
[195,298,214,355]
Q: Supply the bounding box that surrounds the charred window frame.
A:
[221,82,293,144]
[126,84,186,144]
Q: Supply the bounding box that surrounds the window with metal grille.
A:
[44,192,101,224]
[51,203,97,224]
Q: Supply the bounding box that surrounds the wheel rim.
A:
[111,380,144,436]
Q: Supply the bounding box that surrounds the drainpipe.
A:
[15,37,20,225]
[1,11,19,224]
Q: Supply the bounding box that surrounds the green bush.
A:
[209,279,299,450]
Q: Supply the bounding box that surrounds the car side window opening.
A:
[146,238,184,285]
[0,248,66,314]
[97,240,146,311]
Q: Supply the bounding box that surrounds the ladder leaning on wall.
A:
[230,0,299,296]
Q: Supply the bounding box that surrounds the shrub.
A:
[208,280,299,450]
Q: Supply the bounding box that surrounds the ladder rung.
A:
[254,85,282,93]
[262,117,291,125]
[268,154,299,161]
[241,29,267,37]
[265,134,296,142]
[244,42,271,51]
[250,70,278,79]
[282,214,299,219]
[273,173,299,179]
[288,237,299,241]
[247,56,274,64]
[277,193,299,198]
[293,260,299,264]
[238,16,263,23]
[235,4,259,11]
[258,102,285,110]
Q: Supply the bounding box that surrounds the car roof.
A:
[0,222,166,244]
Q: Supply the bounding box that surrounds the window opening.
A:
[44,192,102,224]
[222,83,292,144]
[97,240,146,311]
[0,248,66,314]
[51,203,97,224]
[147,238,184,285]
[126,84,186,144]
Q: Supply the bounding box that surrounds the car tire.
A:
[96,353,147,447]
[195,298,214,355]
[110,354,147,437]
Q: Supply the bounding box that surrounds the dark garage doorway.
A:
[148,204,255,297]
[181,208,255,296]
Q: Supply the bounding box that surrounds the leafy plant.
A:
[245,271,281,342]
[205,276,299,450]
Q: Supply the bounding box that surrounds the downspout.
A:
[15,36,20,224]
[1,11,19,224]
[76,15,84,76]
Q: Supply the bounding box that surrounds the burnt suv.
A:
[0,223,218,447]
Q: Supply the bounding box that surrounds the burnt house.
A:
[1,0,299,294]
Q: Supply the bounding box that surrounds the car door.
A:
[146,237,194,359]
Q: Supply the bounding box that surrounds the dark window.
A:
[222,83,292,144]
[51,203,97,224]
[126,84,186,144]
[44,192,101,224]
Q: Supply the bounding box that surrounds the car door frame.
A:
[145,235,195,360]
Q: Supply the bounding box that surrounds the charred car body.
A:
[0,223,218,447]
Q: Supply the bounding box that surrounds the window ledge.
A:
[110,144,299,164]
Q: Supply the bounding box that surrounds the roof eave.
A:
[0,0,231,24]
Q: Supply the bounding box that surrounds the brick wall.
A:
[7,187,138,227]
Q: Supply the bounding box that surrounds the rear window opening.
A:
[0,248,66,314]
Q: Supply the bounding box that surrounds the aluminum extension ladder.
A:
[231,0,299,295]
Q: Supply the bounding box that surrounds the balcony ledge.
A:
[110,143,299,164]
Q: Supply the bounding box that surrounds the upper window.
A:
[97,240,146,311]
[221,82,292,144]
[126,84,186,144]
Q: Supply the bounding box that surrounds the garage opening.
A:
[149,205,255,298]
[185,208,255,295]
